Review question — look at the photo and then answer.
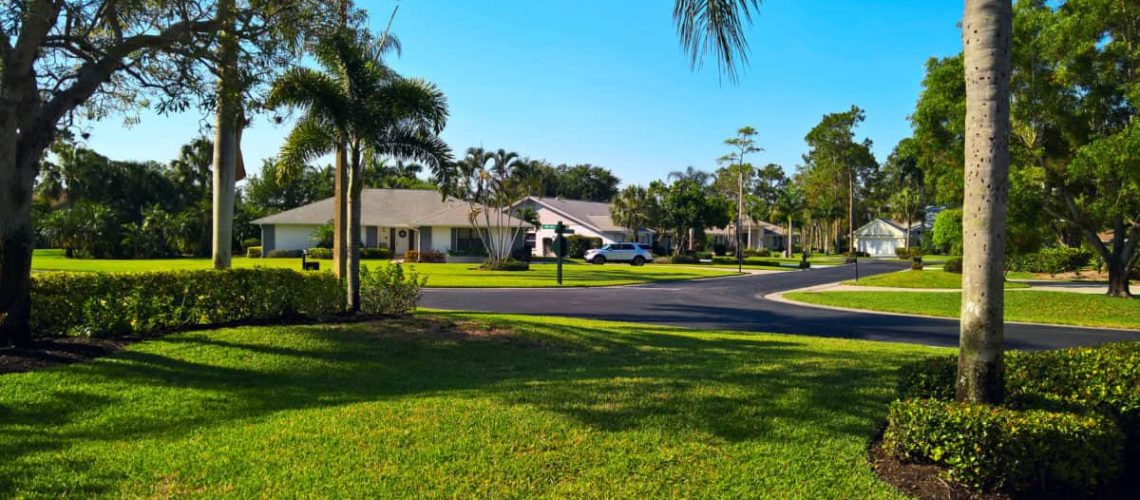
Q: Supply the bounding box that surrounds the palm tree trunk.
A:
[346,144,363,312]
[957,0,1013,405]
[333,145,348,280]
[211,0,238,270]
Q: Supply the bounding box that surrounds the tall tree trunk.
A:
[346,145,362,312]
[0,212,34,348]
[211,0,238,270]
[957,0,1012,405]
[333,145,348,280]
[848,168,855,254]
[786,218,794,258]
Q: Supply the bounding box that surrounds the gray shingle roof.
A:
[253,189,526,227]
[526,197,626,233]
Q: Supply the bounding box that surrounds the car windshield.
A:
[600,245,612,250]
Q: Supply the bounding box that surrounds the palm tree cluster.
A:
[268,29,451,311]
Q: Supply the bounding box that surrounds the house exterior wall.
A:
[529,204,612,256]
[431,226,451,253]
[262,224,376,252]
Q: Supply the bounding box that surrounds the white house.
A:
[253,189,526,258]
[854,218,922,256]
[514,197,654,257]
[707,218,791,251]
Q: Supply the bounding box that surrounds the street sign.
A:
[541,224,558,229]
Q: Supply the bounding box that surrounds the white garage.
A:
[854,218,918,257]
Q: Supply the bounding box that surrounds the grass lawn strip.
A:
[0,312,940,498]
[783,290,1140,330]
[30,249,734,288]
[841,269,1028,289]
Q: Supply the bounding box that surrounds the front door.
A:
[393,228,415,256]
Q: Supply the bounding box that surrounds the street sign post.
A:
[554,221,567,285]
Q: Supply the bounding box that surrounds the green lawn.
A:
[30,250,734,288]
[0,312,941,497]
[784,290,1140,329]
[842,269,1029,289]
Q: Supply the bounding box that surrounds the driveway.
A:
[421,259,1140,351]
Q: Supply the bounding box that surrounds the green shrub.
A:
[712,243,728,256]
[447,247,487,257]
[267,249,303,258]
[30,269,344,338]
[943,257,963,273]
[241,238,261,251]
[481,259,530,271]
[360,247,392,260]
[403,250,446,263]
[1005,342,1140,463]
[695,251,713,260]
[932,208,964,255]
[744,248,772,257]
[306,247,333,259]
[898,344,1140,466]
[884,399,1123,494]
[1006,247,1094,275]
[566,235,603,259]
[711,256,782,267]
[910,261,924,271]
[246,246,263,259]
[669,254,699,264]
[895,247,910,260]
[358,264,424,317]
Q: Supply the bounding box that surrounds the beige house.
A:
[708,218,792,251]
[253,189,527,258]
[514,197,654,257]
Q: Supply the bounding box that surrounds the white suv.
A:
[585,243,653,266]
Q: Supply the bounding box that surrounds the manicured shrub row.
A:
[402,250,446,263]
[247,246,263,258]
[711,256,782,267]
[267,249,303,258]
[361,247,393,260]
[943,257,963,273]
[893,342,1140,493]
[885,399,1123,494]
[668,254,700,264]
[481,259,530,271]
[306,247,333,259]
[744,248,772,257]
[31,269,345,338]
[1007,247,1093,275]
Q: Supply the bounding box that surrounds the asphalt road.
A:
[420,259,1140,351]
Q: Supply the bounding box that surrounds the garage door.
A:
[858,238,897,256]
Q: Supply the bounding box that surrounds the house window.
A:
[454,228,482,252]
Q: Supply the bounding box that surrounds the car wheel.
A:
[593,256,606,265]
[631,256,645,266]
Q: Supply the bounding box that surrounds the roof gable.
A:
[855,218,907,238]
[253,189,526,227]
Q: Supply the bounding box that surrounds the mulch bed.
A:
[868,439,1008,500]
[0,337,137,375]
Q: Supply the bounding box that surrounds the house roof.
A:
[253,189,527,228]
[706,218,788,236]
[523,196,630,233]
[855,218,923,238]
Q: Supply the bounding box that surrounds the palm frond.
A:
[673,0,761,83]
[277,114,336,181]
[266,67,351,126]
[364,78,449,134]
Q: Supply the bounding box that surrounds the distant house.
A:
[514,197,654,257]
[253,189,527,258]
[854,218,922,256]
[708,219,791,251]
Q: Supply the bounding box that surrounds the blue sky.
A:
[82,0,964,187]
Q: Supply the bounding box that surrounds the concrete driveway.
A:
[420,259,1140,351]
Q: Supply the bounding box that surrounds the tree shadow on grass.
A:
[0,314,931,496]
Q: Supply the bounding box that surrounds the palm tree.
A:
[957,0,1013,405]
[771,186,804,258]
[667,166,713,187]
[611,185,650,241]
[268,31,451,312]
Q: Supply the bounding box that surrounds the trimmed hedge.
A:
[481,259,530,271]
[1007,247,1094,275]
[30,269,344,338]
[894,343,1140,492]
[306,247,333,259]
[668,254,700,264]
[247,246,263,259]
[885,399,1123,494]
[744,248,772,257]
[711,256,782,267]
[403,250,446,263]
[267,249,303,258]
[895,247,910,260]
[943,257,963,273]
[361,247,393,260]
